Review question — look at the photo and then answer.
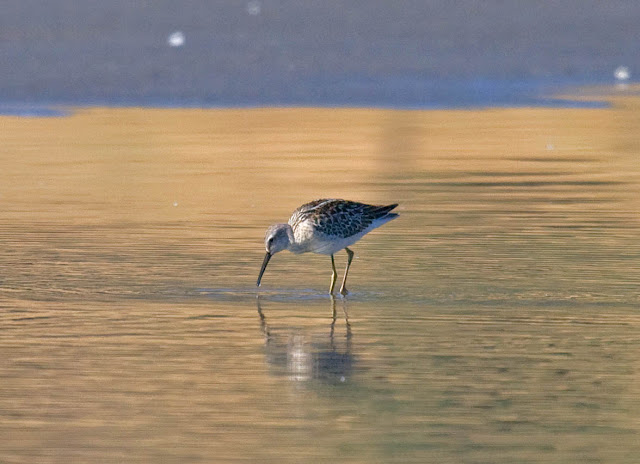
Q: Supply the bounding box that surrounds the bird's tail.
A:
[369,203,399,219]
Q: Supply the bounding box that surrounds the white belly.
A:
[291,217,393,255]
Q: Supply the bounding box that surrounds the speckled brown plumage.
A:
[289,199,398,239]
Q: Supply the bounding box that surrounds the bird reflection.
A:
[256,296,354,384]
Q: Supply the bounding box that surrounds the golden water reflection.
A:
[1,98,639,462]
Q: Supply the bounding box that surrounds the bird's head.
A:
[264,223,291,255]
[257,223,291,287]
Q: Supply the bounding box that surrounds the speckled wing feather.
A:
[289,199,398,238]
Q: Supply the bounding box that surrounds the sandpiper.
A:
[257,199,398,295]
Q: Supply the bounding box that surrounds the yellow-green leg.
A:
[329,254,338,294]
[339,247,355,296]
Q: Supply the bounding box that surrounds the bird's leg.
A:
[339,247,355,296]
[329,254,338,294]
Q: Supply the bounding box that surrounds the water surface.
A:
[1,100,639,462]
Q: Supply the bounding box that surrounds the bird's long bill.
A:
[256,252,272,287]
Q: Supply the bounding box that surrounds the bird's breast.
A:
[291,221,369,255]
[289,221,318,254]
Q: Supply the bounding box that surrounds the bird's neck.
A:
[285,224,306,254]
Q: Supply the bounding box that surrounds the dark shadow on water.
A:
[256,295,354,385]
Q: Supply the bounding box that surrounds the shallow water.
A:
[1,100,639,463]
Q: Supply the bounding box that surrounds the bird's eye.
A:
[267,237,273,245]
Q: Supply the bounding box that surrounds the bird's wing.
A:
[290,199,398,238]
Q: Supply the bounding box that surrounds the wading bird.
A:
[257,199,398,295]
